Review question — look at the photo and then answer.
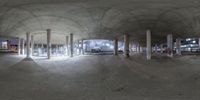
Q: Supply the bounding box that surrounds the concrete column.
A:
[155,44,158,53]
[176,38,181,55]
[70,33,74,57]
[18,38,21,55]
[160,44,164,53]
[36,43,38,49]
[36,43,39,56]
[124,34,129,58]
[146,30,151,60]
[167,34,173,57]
[22,39,25,55]
[56,44,58,56]
[41,43,44,55]
[199,38,200,50]
[41,43,44,48]
[66,36,69,56]
[81,39,84,55]
[134,43,137,52]
[138,43,140,53]
[130,41,133,54]
[140,46,143,53]
[78,40,82,55]
[47,29,51,59]
[31,35,34,56]
[114,38,118,55]
[26,32,31,58]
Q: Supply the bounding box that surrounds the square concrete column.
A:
[22,39,25,55]
[167,34,173,57]
[176,38,181,55]
[146,30,151,60]
[47,29,51,59]
[114,38,118,55]
[66,36,69,56]
[18,38,21,55]
[31,35,34,56]
[70,33,74,57]
[124,34,129,58]
[81,39,84,55]
[26,32,31,58]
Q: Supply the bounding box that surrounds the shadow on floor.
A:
[8,57,45,73]
[22,57,35,61]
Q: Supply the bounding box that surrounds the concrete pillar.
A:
[140,46,143,53]
[134,43,137,52]
[137,43,140,53]
[18,38,21,55]
[155,44,158,53]
[56,44,58,56]
[176,38,181,55]
[114,38,118,55]
[81,39,84,55]
[41,43,44,55]
[199,38,200,50]
[26,32,31,58]
[31,35,34,56]
[79,40,81,55]
[146,30,151,60]
[41,43,44,48]
[130,41,133,54]
[124,34,129,58]
[70,33,74,57]
[22,39,25,55]
[66,36,69,56]
[36,43,39,56]
[47,29,51,59]
[160,44,164,53]
[167,34,173,57]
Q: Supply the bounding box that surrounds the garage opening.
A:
[83,39,124,55]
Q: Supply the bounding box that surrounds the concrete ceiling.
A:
[0,0,200,44]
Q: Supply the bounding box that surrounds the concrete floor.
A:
[0,53,200,100]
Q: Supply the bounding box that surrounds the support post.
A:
[176,38,181,55]
[18,38,21,55]
[160,44,164,53]
[124,34,129,58]
[81,39,84,55]
[22,39,25,55]
[198,38,200,50]
[114,38,118,55]
[155,44,158,53]
[79,40,81,55]
[31,35,34,56]
[167,34,173,57]
[146,30,151,60]
[70,33,74,57]
[26,32,31,58]
[138,43,140,53]
[47,29,51,59]
[66,36,69,56]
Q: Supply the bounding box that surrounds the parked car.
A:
[91,46,101,53]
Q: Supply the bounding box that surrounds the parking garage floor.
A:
[0,54,200,100]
